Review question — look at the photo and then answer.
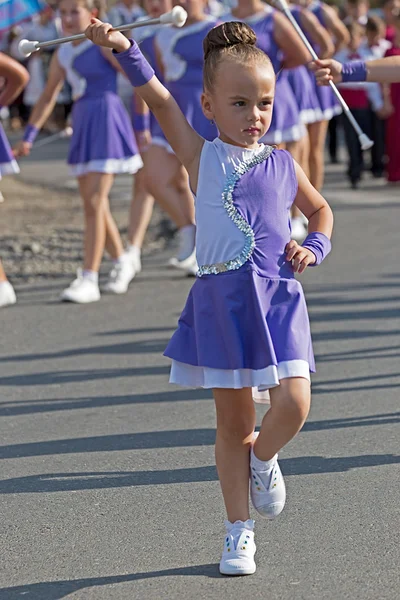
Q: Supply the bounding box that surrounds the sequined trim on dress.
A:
[198,145,274,277]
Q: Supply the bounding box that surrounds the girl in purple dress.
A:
[293,0,349,192]
[86,19,333,575]
[287,2,335,241]
[14,0,143,304]
[142,0,219,275]
[0,53,29,308]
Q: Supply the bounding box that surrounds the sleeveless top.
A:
[58,42,117,100]
[195,138,298,279]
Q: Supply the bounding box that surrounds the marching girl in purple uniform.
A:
[143,0,218,275]
[293,0,349,192]
[124,0,173,279]
[0,53,29,308]
[86,18,333,575]
[224,0,311,157]
[14,0,143,304]
[287,2,335,241]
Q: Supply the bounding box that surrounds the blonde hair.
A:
[58,0,107,19]
[203,22,274,92]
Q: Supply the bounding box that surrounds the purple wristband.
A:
[301,232,331,266]
[341,60,367,83]
[113,39,155,87]
[132,112,150,132]
[23,124,39,144]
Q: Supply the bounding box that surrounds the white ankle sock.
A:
[127,244,141,257]
[250,447,277,473]
[177,224,196,261]
[225,519,255,533]
[82,270,98,283]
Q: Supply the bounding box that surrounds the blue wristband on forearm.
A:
[132,112,150,132]
[341,60,367,83]
[23,124,39,144]
[302,232,332,266]
[113,39,155,87]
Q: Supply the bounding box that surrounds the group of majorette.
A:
[0,0,385,309]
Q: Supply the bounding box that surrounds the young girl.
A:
[294,0,349,192]
[0,52,30,308]
[86,19,333,575]
[13,0,143,304]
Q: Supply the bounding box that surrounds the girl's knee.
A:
[274,380,311,424]
[83,194,105,217]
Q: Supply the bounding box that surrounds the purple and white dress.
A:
[305,0,342,120]
[152,17,219,152]
[164,138,314,399]
[286,5,322,125]
[57,40,142,177]
[223,7,305,144]
[0,124,19,179]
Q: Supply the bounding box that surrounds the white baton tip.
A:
[359,133,374,150]
[160,6,187,27]
[18,39,39,57]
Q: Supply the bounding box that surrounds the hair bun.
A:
[203,22,257,61]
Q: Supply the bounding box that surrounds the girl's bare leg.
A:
[307,120,329,191]
[0,260,7,282]
[128,166,154,249]
[213,388,256,523]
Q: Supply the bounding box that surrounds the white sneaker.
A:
[250,433,286,519]
[0,281,17,308]
[103,258,136,294]
[290,216,308,243]
[125,249,142,276]
[61,271,100,304]
[168,250,198,277]
[219,520,256,576]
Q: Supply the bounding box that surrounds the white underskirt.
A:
[0,159,20,178]
[69,155,143,177]
[263,123,306,145]
[170,359,311,404]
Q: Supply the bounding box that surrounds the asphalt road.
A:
[0,144,399,599]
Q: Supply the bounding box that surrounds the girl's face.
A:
[202,60,275,149]
[144,0,171,17]
[59,0,95,36]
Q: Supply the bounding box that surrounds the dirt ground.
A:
[0,175,172,283]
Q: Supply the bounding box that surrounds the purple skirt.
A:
[262,73,305,145]
[164,265,315,390]
[68,92,142,176]
[0,124,19,178]
[287,66,322,125]
[307,70,342,121]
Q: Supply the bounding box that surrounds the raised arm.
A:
[0,53,29,107]
[13,52,65,157]
[310,55,400,85]
[85,19,204,182]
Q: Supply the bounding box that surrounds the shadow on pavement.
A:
[1,453,399,494]
[0,564,220,599]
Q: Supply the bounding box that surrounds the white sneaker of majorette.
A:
[103,258,136,294]
[0,281,17,308]
[290,216,308,243]
[168,250,198,277]
[219,520,256,576]
[250,433,286,520]
[60,271,100,304]
[125,249,142,276]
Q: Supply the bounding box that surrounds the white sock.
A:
[82,270,98,283]
[177,224,196,261]
[225,519,255,533]
[127,244,141,257]
[0,280,10,289]
[250,447,277,473]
